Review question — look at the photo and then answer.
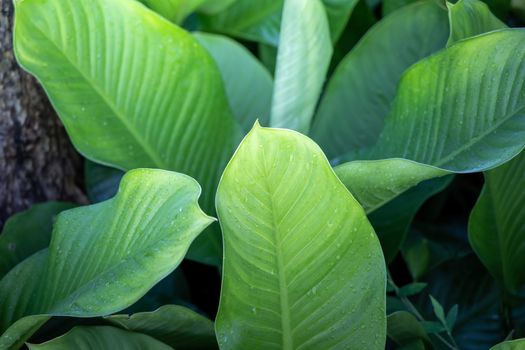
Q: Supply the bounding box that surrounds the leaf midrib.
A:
[27,20,169,170]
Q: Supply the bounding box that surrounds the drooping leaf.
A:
[106,305,217,350]
[27,326,172,350]
[215,123,386,349]
[372,29,525,172]
[469,151,525,292]
[387,311,430,349]
[447,0,506,46]
[270,0,332,133]
[137,0,207,24]
[311,1,449,160]
[0,202,75,279]
[84,160,124,203]
[194,32,273,131]
[0,169,213,349]
[14,0,241,263]
[199,0,283,46]
[491,339,525,350]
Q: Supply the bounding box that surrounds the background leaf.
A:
[84,160,123,203]
[372,29,525,172]
[106,305,217,350]
[27,326,172,350]
[311,0,449,160]
[270,0,332,133]
[469,150,525,292]
[491,339,525,349]
[387,311,430,349]
[447,0,506,46]
[0,202,75,279]
[0,169,213,348]
[215,124,386,349]
[194,32,273,131]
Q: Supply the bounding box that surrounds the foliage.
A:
[2,0,524,348]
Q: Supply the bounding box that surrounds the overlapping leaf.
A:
[0,169,213,349]
[312,1,449,160]
[14,0,241,263]
[270,0,332,133]
[215,123,386,349]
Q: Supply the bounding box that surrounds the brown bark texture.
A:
[0,0,86,228]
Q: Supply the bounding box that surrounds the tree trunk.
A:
[0,0,87,228]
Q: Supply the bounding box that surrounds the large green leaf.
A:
[106,305,217,350]
[491,339,525,349]
[194,32,273,131]
[27,326,172,350]
[270,0,332,133]
[447,0,506,46]
[199,0,283,46]
[311,1,449,160]
[372,29,525,172]
[215,123,386,349]
[14,0,241,263]
[0,202,75,279]
[469,151,525,292]
[0,169,213,349]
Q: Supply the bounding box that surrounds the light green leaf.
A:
[0,202,75,279]
[334,159,448,213]
[446,305,458,330]
[372,29,525,172]
[491,339,525,350]
[0,169,213,349]
[469,151,525,292]
[447,0,506,46]
[215,123,386,349]
[270,0,332,133]
[137,0,207,23]
[311,1,449,159]
[197,0,237,15]
[429,296,447,326]
[84,160,124,203]
[387,311,430,348]
[106,305,217,350]
[194,32,273,131]
[199,0,283,46]
[27,326,172,350]
[14,0,241,263]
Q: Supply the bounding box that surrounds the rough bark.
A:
[0,0,87,228]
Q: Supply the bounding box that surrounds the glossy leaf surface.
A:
[215,123,386,349]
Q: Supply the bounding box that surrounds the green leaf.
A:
[421,321,445,334]
[446,304,459,330]
[199,0,283,46]
[387,311,430,347]
[270,0,332,133]
[430,296,447,326]
[311,1,449,160]
[106,305,217,350]
[469,151,525,292]
[84,160,124,203]
[321,0,360,42]
[0,202,75,279]
[0,169,213,349]
[382,0,418,16]
[137,0,207,23]
[194,32,273,131]
[398,283,428,297]
[215,123,386,349]
[447,0,506,46]
[27,326,172,350]
[491,339,525,350]
[14,0,241,263]
[372,29,525,172]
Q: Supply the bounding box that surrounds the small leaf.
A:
[429,295,447,326]
[27,326,172,350]
[387,311,430,345]
[398,283,428,297]
[446,304,459,330]
[421,321,446,334]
